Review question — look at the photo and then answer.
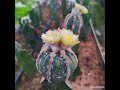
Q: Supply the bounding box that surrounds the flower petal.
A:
[60,29,80,46]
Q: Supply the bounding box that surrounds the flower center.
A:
[66,36,72,41]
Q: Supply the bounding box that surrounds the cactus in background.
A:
[63,3,88,58]
[41,79,71,90]
[61,0,67,19]
[80,0,91,41]
[49,0,60,28]
[36,28,80,89]
[64,1,91,41]
[64,3,88,35]
[17,2,44,53]
[15,41,36,79]
[76,0,81,4]
[21,24,43,52]
[66,3,74,15]
[29,2,43,29]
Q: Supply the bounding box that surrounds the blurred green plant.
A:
[15,0,35,5]
[61,0,67,19]
[15,5,32,20]
[91,2,105,30]
[15,0,36,25]
[80,0,91,41]
[91,1,105,47]
[15,41,36,79]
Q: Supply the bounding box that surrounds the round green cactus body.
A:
[36,51,77,83]
[64,8,83,35]
[67,16,81,35]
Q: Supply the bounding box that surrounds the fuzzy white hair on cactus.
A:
[64,3,85,35]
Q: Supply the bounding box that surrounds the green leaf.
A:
[15,6,32,20]
[16,50,36,79]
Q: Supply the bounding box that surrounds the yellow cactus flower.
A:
[75,3,88,14]
[60,28,80,47]
[41,30,61,43]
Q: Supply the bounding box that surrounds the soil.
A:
[72,28,105,90]
[15,27,105,90]
[16,71,42,90]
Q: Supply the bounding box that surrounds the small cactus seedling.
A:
[36,28,80,89]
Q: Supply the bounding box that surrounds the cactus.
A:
[64,4,83,57]
[80,0,91,41]
[36,51,77,83]
[17,3,44,53]
[41,79,71,90]
[63,3,87,83]
[36,28,80,89]
[64,4,86,35]
[49,0,60,28]
[61,0,67,19]
[29,2,43,28]
[76,0,81,4]
[64,2,90,41]
[21,24,43,53]
[15,1,87,89]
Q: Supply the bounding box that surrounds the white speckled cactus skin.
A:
[36,28,79,89]
[36,42,78,82]
[64,8,83,35]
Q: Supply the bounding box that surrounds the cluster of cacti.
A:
[34,1,90,90]
[16,0,91,89]
[36,28,80,89]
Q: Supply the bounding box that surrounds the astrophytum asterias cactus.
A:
[36,28,80,89]
[64,3,88,35]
